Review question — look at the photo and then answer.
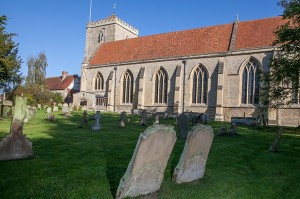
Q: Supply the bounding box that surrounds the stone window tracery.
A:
[154,67,168,104]
[241,59,260,104]
[192,65,208,104]
[122,70,133,104]
[94,72,104,90]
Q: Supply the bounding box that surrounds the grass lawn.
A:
[0,110,300,199]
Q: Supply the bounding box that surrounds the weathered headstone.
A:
[119,111,126,127]
[92,111,101,131]
[198,113,208,124]
[0,96,33,160]
[53,106,59,112]
[46,107,52,113]
[139,110,147,125]
[62,103,70,115]
[37,104,42,110]
[154,113,160,124]
[173,124,214,183]
[116,124,177,199]
[81,111,88,125]
[47,114,56,121]
[177,113,189,139]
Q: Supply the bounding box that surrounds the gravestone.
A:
[173,124,214,183]
[53,106,59,112]
[116,124,177,199]
[37,104,42,110]
[62,103,70,115]
[27,107,36,119]
[46,107,52,113]
[47,114,56,121]
[92,111,101,131]
[198,113,208,124]
[177,113,189,139]
[119,112,126,127]
[0,96,33,160]
[81,111,88,125]
[139,110,147,125]
[154,113,160,124]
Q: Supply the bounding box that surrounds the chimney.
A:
[62,71,68,80]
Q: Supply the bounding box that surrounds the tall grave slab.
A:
[116,124,177,199]
[0,96,33,160]
[173,124,214,183]
[177,113,189,139]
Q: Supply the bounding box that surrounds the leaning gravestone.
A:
[177,113,189,139]
[173,124,214,183]
[116,124,177,199]
[0,96,33,160]
[92,111,101,131]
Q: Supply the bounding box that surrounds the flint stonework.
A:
[173,124,214,183]
[116,124,177,199]
[0,96,33,160]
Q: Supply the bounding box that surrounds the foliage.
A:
[51,92,64,104]
[14,84,53,106]
[25,52,47,86]
[0,112,299,198]
[0,15,23,93]
[261,0,300,108]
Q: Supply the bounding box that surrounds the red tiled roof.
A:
[46,75,76,90]
[90,16,286,65]
[235,16,286,50]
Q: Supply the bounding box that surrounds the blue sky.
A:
[1,0,283,78]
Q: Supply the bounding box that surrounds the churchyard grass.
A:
[0,111,299,199]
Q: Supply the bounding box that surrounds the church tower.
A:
[83,14,139,63]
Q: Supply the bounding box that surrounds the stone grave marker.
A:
[154,113,160,124]
[0,96,33,160]
[92,111,101,131]
[177,113,189,139]
[81,111,88,125]
[37,104,42,110]
[47,114,56,121]
[116,124,177,199]
[53,106,59,112]
[173,124,214,183]
[139,110,147,125]
[46,107,52,113]
[198,113,208,124]
[62,103,70,115]
[119,111,126,127]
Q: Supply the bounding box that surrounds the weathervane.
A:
[113,3,117,15]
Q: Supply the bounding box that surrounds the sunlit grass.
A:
[0,110,299,199]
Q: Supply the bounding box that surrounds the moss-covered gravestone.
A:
[173,124,214,183]
[0,96,33,160]
[116,124,177,199]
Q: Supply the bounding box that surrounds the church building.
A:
[74,14,300,127]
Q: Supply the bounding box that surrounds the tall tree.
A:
[261,0,300,108]
[26,52,47,85]
[0,15,23,93]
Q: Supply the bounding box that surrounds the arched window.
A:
[122,70,133,103]
[94,72,104,90]
[154,67,168,104]
[98,31,104,43]
[192,64,208,104]
[241,59,260,104]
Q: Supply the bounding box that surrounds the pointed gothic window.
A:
[94,72,104,90]
[154,67,168,104]
[241,59,260,104]
[122,70,133,103]
[192,64,208,104]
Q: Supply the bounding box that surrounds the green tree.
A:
[261,0,300,109]
[0,15,23,93]
[26,52,47,86]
